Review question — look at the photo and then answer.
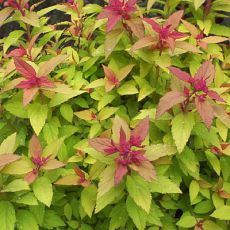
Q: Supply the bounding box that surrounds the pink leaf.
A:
[156,91,187,119]
[114,162,128,185]
[107,14,122,32]
[212,105,230,129]
[131,36,157,51]
[195,97,214,129]
[23,88,39,106]
[119,127,127,146]
[130,116,149,146]
[14,57,36,79]
[207,90,225,102]
[194,61,215,85]
[16,79,36,89]
[89,138,116,155]
[164,10,184,30]
[143,18,161,33]
[0,154,21,168]
[129,160,156,182]
[29,134,42,158]
[168,66,192,83]
[24,170,38,184]
[7,45,27,58]
[166,37,176,52]
[38,77,55,88]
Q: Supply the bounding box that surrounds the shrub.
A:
[0,0,230,229]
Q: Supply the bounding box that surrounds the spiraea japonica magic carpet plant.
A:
[0,0,230,229]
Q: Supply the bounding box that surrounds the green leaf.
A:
[109,203,128,230]
[194,200,214,214]
[203,220,222,230]
[0,201,16,230]
[138,83,154,101]
[193,123,220,147]
[49,91,84,107]
[172,113,195,153]
[210,24,230,37]
[60,104,73,122]
[117,81,138,95]
[176,215,196,228]
[0,133,16,155]
[149,176,181,194]
[4,101,28,118]
[189,180,199,203]
[20,11,40,27]
[0,7,13,27]
[177,147,199,178]
[43,210,65,228]
[28,103,48,135]
[81,185,97,217]
[126,196,147,230]
[16,193,38,206]
[145,144,177,161]
[16,210,39,230]
[33,177,53,207]
[147,0,156,11]
[205,151,220,175]
[211,205,230,220]
[2,179,29,192]
[98,107,118,121]
[3,30,24,53]
[126,175,151,213]
[105,29,123,58]
[194,0,205,10]
[64,204,72,221]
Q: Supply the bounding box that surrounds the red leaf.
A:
[119,127,127,146]
[38,77,55,88]
[0,154,21,168]
[114,162,128,185]
[156,91,186,119]
[130,116,149,146]
[7,45,27,58]
[14,57,36,79]
[164,10,184,30]
[143,18,161,33]
[16,79,36,89]
[89,138,116,155]
[168,66,192,83]
[207,90,225,102]
[103,65,119,92]
[107,14,122,32]
[194,61,215,85]
[29,134,42,158]
[195,97,214,129]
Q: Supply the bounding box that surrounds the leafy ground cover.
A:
[0,0,230,229]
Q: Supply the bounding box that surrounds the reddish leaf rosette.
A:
[89,116,156,185]
[24,135,65,184]
[156,60,226,128]
[97,0,137,32]
[143,10,186,52]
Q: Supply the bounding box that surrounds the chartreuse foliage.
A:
[0,0,230,229]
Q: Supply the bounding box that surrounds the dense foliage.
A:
[0,0,230,229]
